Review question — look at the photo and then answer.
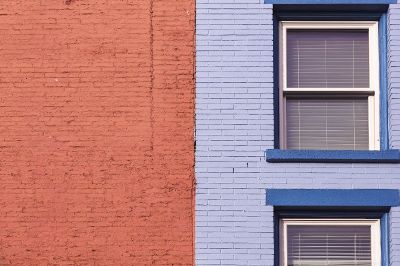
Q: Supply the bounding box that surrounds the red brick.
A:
[0,0,195,264]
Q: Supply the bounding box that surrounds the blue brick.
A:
[196,1,400,265]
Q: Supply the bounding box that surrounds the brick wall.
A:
[196,1,400,265]
[0,0,195,265]
[388,6,400,265]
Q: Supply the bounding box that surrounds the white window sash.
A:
[279,21,380,150]
[280,218,382,266]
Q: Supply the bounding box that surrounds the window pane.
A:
[287,29,369,88]
[287,225,372,266]
[286,97,369,150]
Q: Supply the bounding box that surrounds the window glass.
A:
[287,29,370,88]
[286,97,369,150]
[287,224,371,266]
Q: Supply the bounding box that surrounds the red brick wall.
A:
[0,0,195,265]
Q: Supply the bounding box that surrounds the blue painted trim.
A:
[266,189,400,207]
[266,149,400,163]
[380,13,389,150]
[273,10,391,153]
[273,16,280,149]
[276,209,389,216]
[266,0,396,4]
[381,213,390,266]
[275,4,389,14]
[273,213,280,266]
[276,12,383,20]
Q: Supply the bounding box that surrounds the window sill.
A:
[265,149,400,163]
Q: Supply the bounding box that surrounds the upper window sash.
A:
[280,21,380,92]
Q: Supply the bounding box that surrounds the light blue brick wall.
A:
[196,1,400,265]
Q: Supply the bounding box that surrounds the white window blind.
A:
[287,29,370,88]
[287,225,372,266]
[286,97,369,150]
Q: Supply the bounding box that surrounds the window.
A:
[280,21,380,150]
[280,219,381,266]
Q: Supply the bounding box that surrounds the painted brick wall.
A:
[0,0,195,265]
[388,6,400,265]
[196,1,400,265]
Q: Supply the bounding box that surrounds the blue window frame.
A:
[266,5,400,163]
[267,189,398,266]
[274,209,390,266]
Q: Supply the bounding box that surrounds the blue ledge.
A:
[266,189,400,207]
[266,149,400,163]
[266,0,396,3]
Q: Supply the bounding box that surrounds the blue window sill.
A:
[265,149,400,163]
[265,0,396,4]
